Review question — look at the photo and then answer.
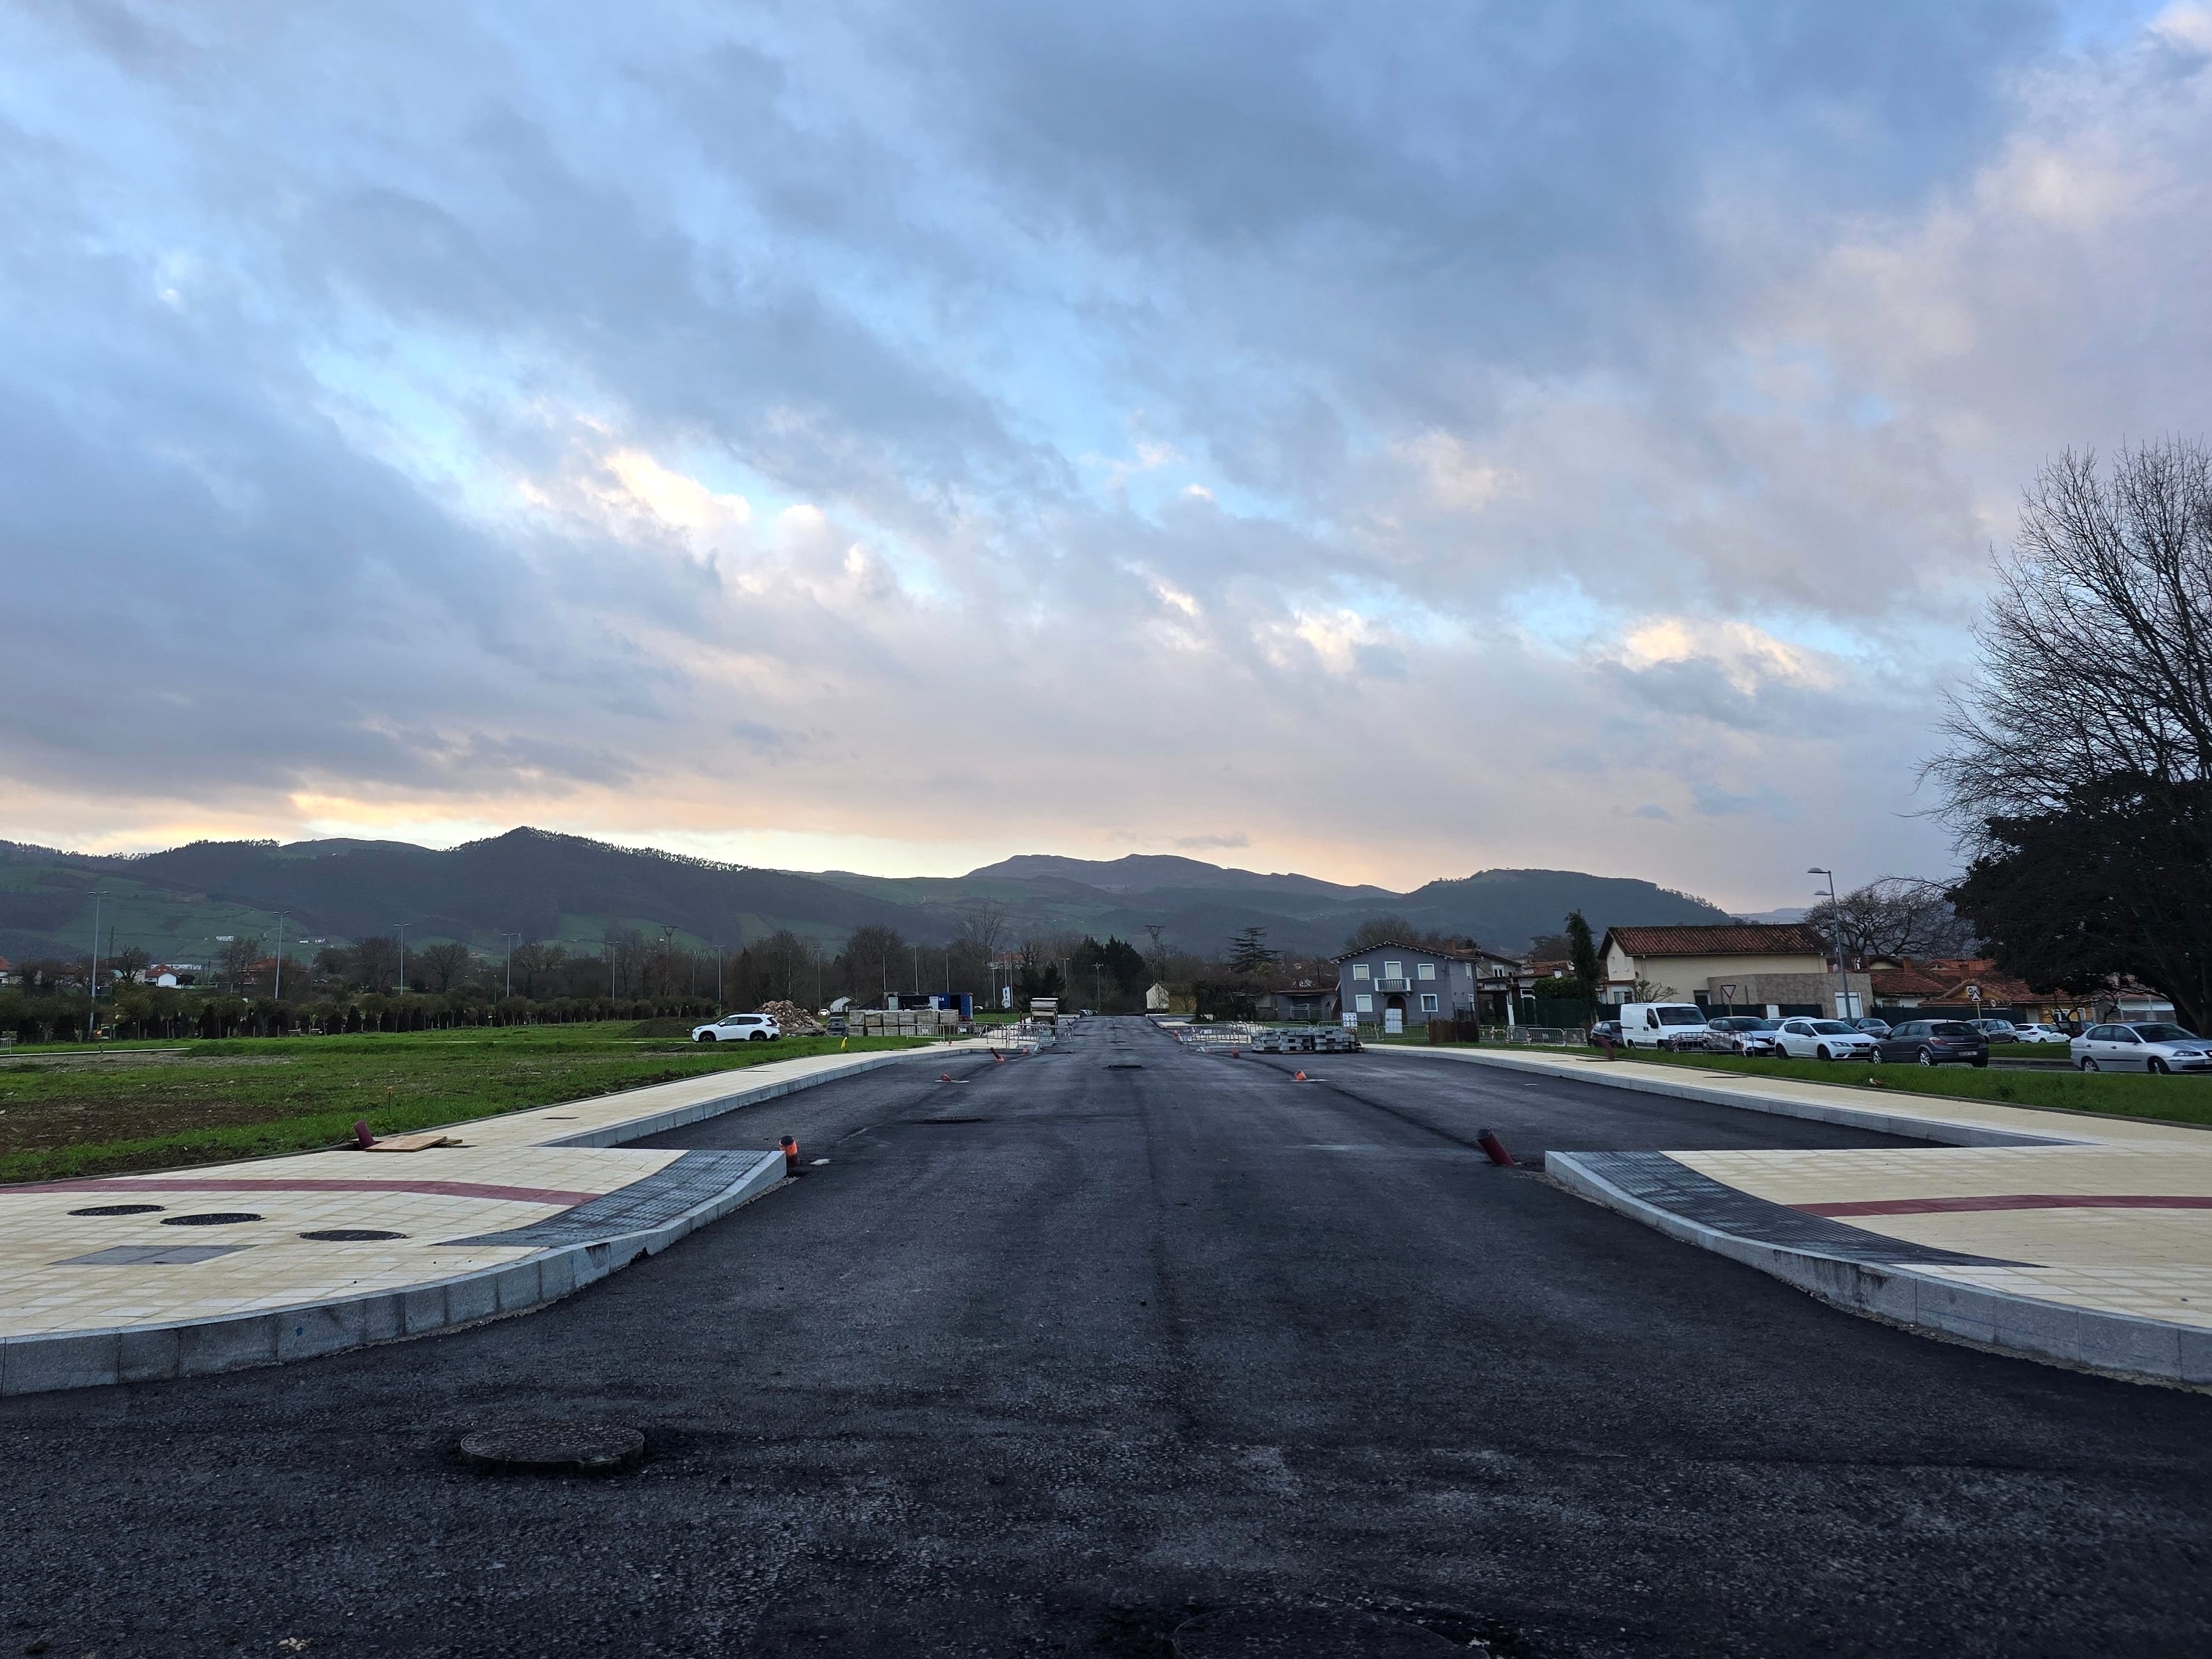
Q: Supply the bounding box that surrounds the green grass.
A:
[0,1023,935,1184]
[1513,1045,2212,1127]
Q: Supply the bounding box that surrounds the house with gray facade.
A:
[1334,941,1530,1033]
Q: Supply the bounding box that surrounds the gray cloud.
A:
[0,1,2203,905]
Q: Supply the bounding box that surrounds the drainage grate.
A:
[68,1203,165,1216]
[299,1228,409,1242]
[159,1212,263,1227]
[1173,1608,1464,1657]
[56,1244,251,1267]
[913,1116,991,1125]
[459,1422,647,1475]
[1106,1063,1144,1070]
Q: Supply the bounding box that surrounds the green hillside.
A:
[0,829,1734,966]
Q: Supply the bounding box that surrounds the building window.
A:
[1384,960,1403,981]
[1352,963,1370,981]
[1419,993,1438,1012]
[1354,992,1373,1013]
[1417,962,1436,981]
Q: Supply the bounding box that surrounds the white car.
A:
[2071,1022,2212,1074]
[2010,1023,2070,1045]
[693,1013,782,1043]
[1773,1017,1880,1061]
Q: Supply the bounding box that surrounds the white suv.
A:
[693,1013,782,1043]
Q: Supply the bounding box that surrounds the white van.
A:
[1618,1002,1709,1050]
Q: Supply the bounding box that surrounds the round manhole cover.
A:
[69,1203,165,1216]
[1173,1608,1464,1658]
[299,1228,408,1242]
[159,1212,262,1226]
[459,1423,647,1475]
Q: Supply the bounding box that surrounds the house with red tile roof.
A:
[1599,923,1869,1017]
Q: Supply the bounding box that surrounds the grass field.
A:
[0,1024,935,1184]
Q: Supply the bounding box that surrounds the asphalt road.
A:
[6,1017,2211,1658]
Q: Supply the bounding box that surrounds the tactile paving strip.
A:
[1572,1150,2029,1267]
[434,1150,782,1249]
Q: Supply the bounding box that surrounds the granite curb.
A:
[1547,1149,2212,1388]
[0,1045,967,1397]
[1366,1044,2079,1148]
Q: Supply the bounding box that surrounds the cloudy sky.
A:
[3,1,2208,907]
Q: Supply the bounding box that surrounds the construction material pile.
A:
[759,999,827,1035]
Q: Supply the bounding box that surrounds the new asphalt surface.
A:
[5,1017,2211,1658]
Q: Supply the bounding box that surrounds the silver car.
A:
[2071,1022,2212,1074]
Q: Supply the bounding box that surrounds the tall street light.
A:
[1808,867,1849,1019]
[396,922,411,996]
[272,914,287,1003]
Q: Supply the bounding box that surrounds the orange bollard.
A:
[1477,1129,1515,1167]
[352,1119,375,1150]
[1293,1070,1308,1081]
[780,1135,800,1176]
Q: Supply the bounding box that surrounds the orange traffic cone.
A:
[1293,1070,1307,1081]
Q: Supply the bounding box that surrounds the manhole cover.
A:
[69,1203,164,1216]
[1172,1608,1464,1658]
[299,1228,408,1242]
[160,1212,263,1226]
[459,1423,647,1475]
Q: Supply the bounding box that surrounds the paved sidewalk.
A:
[0,1044,967,1395]
[1375,1046,2212,1385]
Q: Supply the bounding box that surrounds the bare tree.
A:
[1931,440,2212,823]
[416,941,474,992]
[1933,440,2212,1029]
[1806,878,1978,966]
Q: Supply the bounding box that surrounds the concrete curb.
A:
[1,1045,962,1397]
[1547,1150,2212,1388]
[1366,1045,2078,1148]
[544,1049,929,1148]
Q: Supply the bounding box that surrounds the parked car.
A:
[1874,1019,1989,1066]
[2071,1022,2212,1074]
[1588,1019,1622,1047]
[2012,1022,2071,1045]
[1969,1019,2020,1041]
[693,1012,782,1042]
[1773,1017,1881,1061]
[1618,1001,1711,1051]
[1703,1015,1783,1056]
[1849,1017,1893,1038]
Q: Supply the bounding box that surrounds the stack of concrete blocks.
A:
[848,1008,962,1036]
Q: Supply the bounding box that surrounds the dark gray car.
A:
[1874,1019,1989,1067]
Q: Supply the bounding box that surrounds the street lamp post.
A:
[501,932,521,999]
[1808,868,1850,1019]
[396,923,411,997]
[88,894,101,1038]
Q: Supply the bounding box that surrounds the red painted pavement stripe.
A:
[22,1177,601,1206]
[1799,1193,2212,1218]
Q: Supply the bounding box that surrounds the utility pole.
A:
[501,932,521,998]
[273,914,286,1002]
[396,923,411,996]
[1808,867,1849,1019]
[604,938,617,998]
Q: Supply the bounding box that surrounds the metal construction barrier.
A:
[1167,1022,1361,1054]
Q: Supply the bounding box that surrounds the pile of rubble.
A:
[759,999,827,1036]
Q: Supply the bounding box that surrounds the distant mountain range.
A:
[0,827,1733,965]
